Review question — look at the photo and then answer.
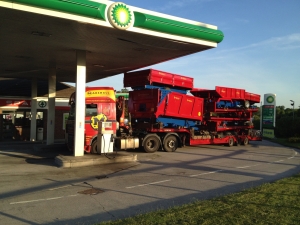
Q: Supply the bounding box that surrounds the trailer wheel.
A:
[91,140,98,154]
[228,137,234,147]
[143,135,160,153]
[242,137,249,146]
[163,135,178,152]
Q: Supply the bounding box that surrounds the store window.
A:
[2,110,44,140]
[2,110,43,127]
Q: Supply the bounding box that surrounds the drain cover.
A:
[78,188,104,195]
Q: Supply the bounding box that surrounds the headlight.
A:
[245,100,250,108]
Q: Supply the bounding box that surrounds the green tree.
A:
[273,105,300,138]
[252,107,261,130]
[276,106,285,119]
[116,88,129,93]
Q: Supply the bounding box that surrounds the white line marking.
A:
[237,165,251,169]
[10,195,78,205]
[274,160,284,162]
[126,180,171,189]
[287,156,295,159]
[190,170,223,177]
[236,164,261,169]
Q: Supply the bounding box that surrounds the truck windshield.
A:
[86,104,98,117]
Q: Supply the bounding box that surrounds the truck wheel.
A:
[163,135,178,152]
[143,135,160,153]
[91,141,98,154]
[228,137,234,147]
[242,137,249,146]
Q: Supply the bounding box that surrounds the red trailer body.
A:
[124,69,193,90]
[245,92,261,103]
[116,69,262,153]
[128,89,204,122]
[215,86,245,99]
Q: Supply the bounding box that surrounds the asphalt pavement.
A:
[0,140,299,225]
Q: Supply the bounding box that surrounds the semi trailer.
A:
[65,69,262,153]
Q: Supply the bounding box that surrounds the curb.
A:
[55,152,138,168]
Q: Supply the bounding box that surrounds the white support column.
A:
[30,78,37,141]
[47,67,56,145]
[74,50,86,156]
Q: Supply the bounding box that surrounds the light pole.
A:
[290,100,295,120]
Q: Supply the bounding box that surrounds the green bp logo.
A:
[107,2,134,30]
[266,96,274,103]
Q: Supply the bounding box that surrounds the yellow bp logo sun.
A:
[107,2,134,30]
[266,96,274,104]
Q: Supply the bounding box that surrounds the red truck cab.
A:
[66,87,117,153]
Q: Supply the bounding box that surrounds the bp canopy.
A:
[0,0,224,83]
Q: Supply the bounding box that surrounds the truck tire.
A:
[227,137,234,147]
[91,140,98,154]
[242,137,249,146]
[143,135,160,153]
[163,135,178,152]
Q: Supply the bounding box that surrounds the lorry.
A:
[65,69,262,154]
[66,87,118,153]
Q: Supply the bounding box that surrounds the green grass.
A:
[269,137,300,149]
[99,173,300,225]
[99,140,300,225]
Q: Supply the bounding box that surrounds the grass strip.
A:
[99,173,300,225]
[268,138,300,149]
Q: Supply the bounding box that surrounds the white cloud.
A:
[221,33,300,53]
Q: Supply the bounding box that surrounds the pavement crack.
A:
[89,194,116,219]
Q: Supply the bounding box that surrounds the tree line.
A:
[253,105,300,138]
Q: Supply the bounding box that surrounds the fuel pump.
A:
[97,121,117,154]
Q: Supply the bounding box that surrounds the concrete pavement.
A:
[0,140,138,168]
[1,140,300,225]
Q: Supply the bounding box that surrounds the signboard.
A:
[63,113,69,130]
[38,100,47,108]
[263,129,275,139]
[264,93,276,106]
[0,98,69,110]
[262,105,275,128]
[0,99,31,107]
[262,93,276,138]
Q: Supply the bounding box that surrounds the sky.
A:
[87,0,300,108]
